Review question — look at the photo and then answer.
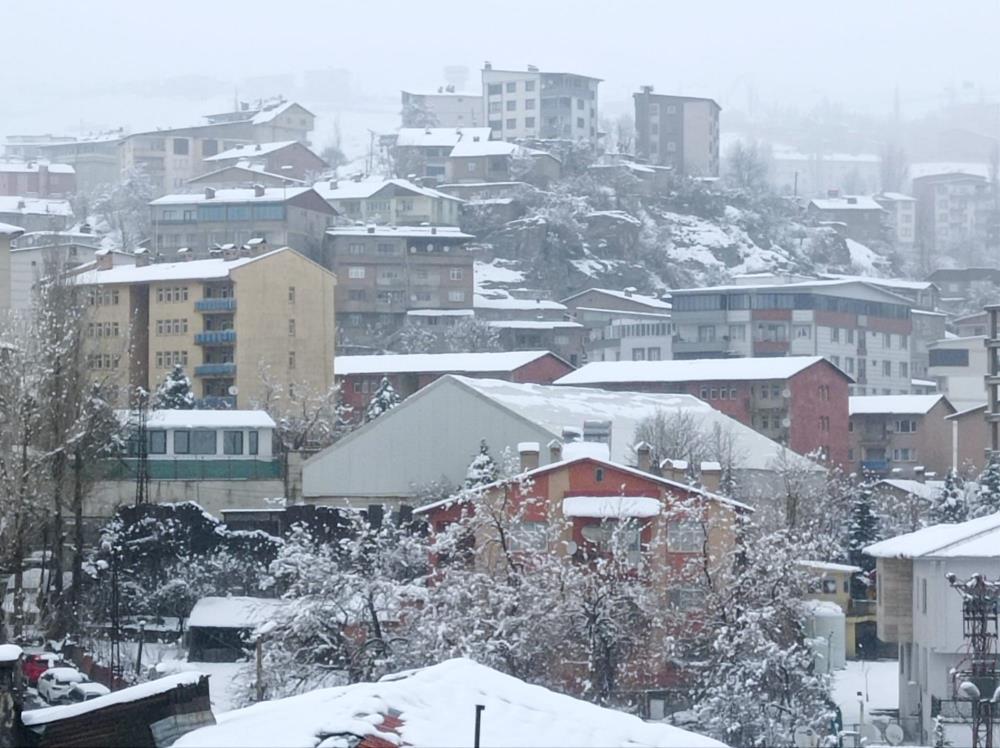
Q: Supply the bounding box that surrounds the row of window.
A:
[848,418,918,433]
[155,350,188,368]
[674,292,910,320]
[156,286,189,303]
[144,429,259,456]
[160,205,288,223]
[630,347,662,361]
[487,80,537,96]
[829,354,908,379]
[488,99,538,113]
[156,318,188,335]
[87,354,120,370]
[87,322,120,338]
[87,289,120,306]
[346,266,466,281]
[849,447,917,462]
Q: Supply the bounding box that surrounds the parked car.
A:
[65,681,111,703]
[37,667,87,704]
[21,653,63,686]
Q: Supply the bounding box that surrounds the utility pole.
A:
[132,388,150,506]
[108,545,121,691]
[474,704,485,748]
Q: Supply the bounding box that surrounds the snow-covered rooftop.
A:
[313,177,461,202]
[452,376,820,474]
[203,140,298,161]
[818,273,935,292]
[557,356,843,386]
[336,351,557,376]
[877,192,916,202]
[187,596,285,629]
[21,672,205,727]
[136,410,276,430]
[562,287,672,311]
[876,478,944,503]
[175,658,724,748]
[71,248,291,285]
[865,513,1000,560]
[797,559,862,574]
[449,137,517,158]
[0,196,73,216]
[849,394,948,415]
[669,277,911,302]
[562,495,662,519]
[809,196,884,211]
[474,293,566,311]
[395,127,493,148]
[0,160,74,174]
[487,320,583,330]
[326,226,473,239]
[150,187,314,205]
[0,221,24,235]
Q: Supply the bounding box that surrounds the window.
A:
[900,334,909,350]
[929,348,969,367]
[700,387,708,400]
[818,385,830,401]
[448,291,466,302]
[667,518,702,552]
[506,100,516,111]
[697,325,715,342]
[506,118,516,129]
[525,99,535,110]
[376,242,396,255]
[288,319,296,337]
[348,243,365,256]
[288,286,296,303]
[794,325,812,339]
[819,416,830,432]
[719,388,728,400]
[505,82,516,93]
[172,138,189,155]
[288,351,296,369]
[728,325,746,341]
[577,117,585,128]
[729,387,737,399]
[666,141,677,152]
[487,84,502,95]
[632,348,646,361]
[509,520,548,552]
[893,448,915,462]
[895,419,917,433]
[449,268,464,281]
[525,116,536,128]
[883,333,892,349]
[488,101,501,114]
[249,431,259,456]
[148,430,167,454]
[831,326,840,342]
[647,347,661,360]
[900,361,909,378]
[595,467,605,482]
[882,360,892,376]
[191,430,216,455]
[845,357,855,374]
[668,588,702,611]
[525,80,535,92]
[847,329,855,344]
[348,289,366,301]
[921,577,927,614]
[223,431,244,455]
[710,388,718,399]
[348,266,365,279]
[174,430,190,454]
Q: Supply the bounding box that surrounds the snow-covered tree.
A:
[847,475,880,571]
[364,377,401,423]
[444,317,502,353]
[153,364,194,410]
[465,439,499,489]
[928,469,968,525]
[724,140,770,192]
[94,167,153,251]
[972,458,1000,518]
[395,323,439,354]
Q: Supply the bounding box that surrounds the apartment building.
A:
[149,186,336,258]
[0,161,76,197]
[874,192,917,259]
[0,222,23,311]
[912,172,995,260]
[313,178,462,226]
[322,225,474,338]
[9,229,103,311]
[72,246,336,409]
[392,127,492,181]
[670,278,913,395]
[482,63,601,143]
[401,88,482,128]
[848,394,955,477]
[806,195,886,244]
[202,99,315,144]
[633,87,721,176]
[561,287,673,363]
[187,164,305,190]
[0,196,73,233]
[926,336,987,411]
[202,140,327,181]
[927,267,1000,306]
[4,133,122,192]
[557,356,852,466]
[445,136,517,183]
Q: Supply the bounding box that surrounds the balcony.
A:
[194,395,236,409]
[194,362,236,377]
[860,459,889,474]
[194,330,236,345]
[195,298,236,313]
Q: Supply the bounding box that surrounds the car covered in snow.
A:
[37,667,88,704]
[21,652,63,686]
[64,681,111,703]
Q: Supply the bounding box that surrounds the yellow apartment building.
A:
[74,246,336,408]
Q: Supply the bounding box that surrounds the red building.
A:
[0,161,76,197]
[337,350,574,416]
[555,356,852,467]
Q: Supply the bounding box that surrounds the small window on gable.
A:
[595,467,605,482]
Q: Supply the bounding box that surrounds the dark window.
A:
[595,467,605,482]
[191,430,216,455]
[928,348,969,367]
[505,82,516,93]
[223,431,243,455]
[249,431,259,455]
[148,430,167,454]
[202,139,219,157]
[174,430,190,454]
[487,84,502,95]
[173,138,189,155]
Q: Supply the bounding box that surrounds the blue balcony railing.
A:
[194,330,236,345]
[194,362,236,377]
[195,297,236,313]
[860,459,889,473]
[194,396,237,409]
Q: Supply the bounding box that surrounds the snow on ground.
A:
[176,658,725,748]
[832,659,898,726]
[474,259,526,290]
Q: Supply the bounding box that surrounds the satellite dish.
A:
[792,725,817,748]
[565,541,578,555]
[228,385,238,396]
[885,723,904,746]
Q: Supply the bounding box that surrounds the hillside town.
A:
[2,5,1000,747]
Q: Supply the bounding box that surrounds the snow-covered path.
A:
[832,659,899,726]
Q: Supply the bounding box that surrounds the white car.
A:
[65,681,111,703]
[37,667,88,704]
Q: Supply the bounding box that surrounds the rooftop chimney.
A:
[204,187,216,200]
[79,222,92,234]
[133,248,150,267]
[827,188,840,198]
[699,461,722,492]
[329,179,339,190]
[659,458,689,484]
[366,224,376,234]
[641,85,654,94]
[255,144,262,151]
[95,250,114,270]
[635,441,652,473]
[527,64,539,72]
[548,439,563,463]
[253,184,266,198]
[913,465,926,483]
[484,61,492,70]
[518,442,540,472]
[624,286,636,297]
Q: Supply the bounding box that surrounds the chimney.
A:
[518,442,540,472]
[624,286,636,297]
[16,199,25,210]
[826,188,839,198]
[527,64,539,72]
[913,465,926,483]
[177,247,191,261]
[699,461,722,492]
[484,61,492,70]
[95,249,114,270]
[133,248,150,267]
[255,144,262,151]
[80,222,92,234]
[329,179,339,190]
[430,226,437,235]
[253,184,266,198]
[366,224,376,234]
[641,85,654,94]
[204,187,216,200]
[659,458,689,484]
[635,441,652,473]
[548,439,563,463]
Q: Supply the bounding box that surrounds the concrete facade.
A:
[401,89,482,128]
[633,88,720,176]
[314,179,462,226]
[0,162,76,197]
[848,395,956,477]
[927,335,988,411]
[482,65,600,143]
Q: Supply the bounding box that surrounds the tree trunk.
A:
[71,449,85,624]
[50,451,66,636]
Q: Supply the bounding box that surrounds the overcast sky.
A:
[1,0,998,142]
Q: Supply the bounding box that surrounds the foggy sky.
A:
[2,0,998,142]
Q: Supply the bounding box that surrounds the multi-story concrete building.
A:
[9,229,103,311]
[927,335,988,411]
[910,309,948,381]
[313,178,462,226]
[322,225,474,339]
[482,63,601,143]
[0,196,73,233]
[912,172,995,262]
[806,195,886,244]
[202,140,327,182]
[401,88,482,128]
[561,287,673,363]
[927,267,1000,307]
[0,221,24,312]
[445,136,517,183]
[187,164,305,190]
[391,127,492,181]
[557,356,852,466]
[72,246,336,409]
[633,87,721,176]
[488,319,588,367]
[149,186,336,258]
[848,394,955,477]
[874,192,917,260]
[203,99,315,144]
[0,161,76,197]
[4,133,122,192]
[866,515,1000,745]
[670,278,914,395]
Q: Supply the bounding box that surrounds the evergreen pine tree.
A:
[364,377,401,423]
[464,439,499,489]
[153,364,194,409]
[847,475,880,571]
[928,469,968,524]
[972,457,1000,518]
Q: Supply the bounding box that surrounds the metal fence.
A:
[94,458,283,481]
